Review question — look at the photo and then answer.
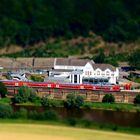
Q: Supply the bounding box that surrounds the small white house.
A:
[48,58,119,85]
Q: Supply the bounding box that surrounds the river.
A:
[13,105,140,128]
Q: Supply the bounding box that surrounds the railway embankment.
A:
[6,86,140,104]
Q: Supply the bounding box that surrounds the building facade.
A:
[50,58,119,85]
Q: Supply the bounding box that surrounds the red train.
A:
[1,80,120,91]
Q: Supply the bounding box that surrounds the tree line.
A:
[0,0,139,47]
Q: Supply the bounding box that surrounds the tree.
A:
[41,97,50,107]
[12,86,37,104]
[75,95,84,108]
[129,49,140,69]
[94,49,105,63]
[0,104,13,118]
[102,94,115,103]
[134,94,140,104]
[64,93,84,109]
[0,82,7,98]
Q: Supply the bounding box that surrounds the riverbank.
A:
[83,102,140,112]
[0,101,140,135]
[0,97,140,113]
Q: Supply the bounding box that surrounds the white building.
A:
[81,62,119,84]
[49,58,94,78]
[48,58,119,85]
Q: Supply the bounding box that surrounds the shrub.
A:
[28,91,38,103]
[0,104,13,118]
[49,99,63,107]
[64,93,76,109]
[12,86,37,104]
[134,94,140,104]
[43,110,59,121]
[28,111,44,120]
[66,118,77,126]
[41,97,50,107]
[15,108,28,119]
[64,93,84,109]
[30,75,44,82]
[102,94,115,103]
[75,95,84,108]
[0,82,7,98]
[11,94,23,104]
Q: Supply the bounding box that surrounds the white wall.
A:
[82,63,119,84]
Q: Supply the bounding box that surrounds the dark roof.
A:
[50,69,73,72]
[16,58,33,68]
[55,58,92,66]
[34,58,55,68]
[0,57,55,69]
[92,64,116,71]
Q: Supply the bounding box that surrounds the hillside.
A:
[0,0,139,48]
[1,34,140,64]
[0,0,139,67]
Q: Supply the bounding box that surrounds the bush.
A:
[64,94,76,109]
[15,108,28,119]
[129,49,140,69]
[49,99,63,107]
[134,94,140,104]
[28,111,44,120]
[0,82,7,98]
[0,104,13,118]
[30,75,44,82]
[43,110,59,121]
[102,94,115,103]
[75,95,84,108]
[64,93,84,109]
[12,86,37,104]
[66,118,77,126]
[28,91,38,103]
[41,97,50,107]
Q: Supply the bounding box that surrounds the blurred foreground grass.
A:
[0,123,139,140]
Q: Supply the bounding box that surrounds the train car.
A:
[0,80,120,92]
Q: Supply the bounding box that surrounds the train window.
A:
[94,79,98,84]
[104,79,108,83]
[89,79,93,84]
[82,79,88,84]
[100,79,103,83]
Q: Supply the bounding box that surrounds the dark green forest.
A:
[0,0,139,47]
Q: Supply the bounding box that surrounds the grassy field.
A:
[0,123,140,140]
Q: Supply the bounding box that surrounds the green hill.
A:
[0,0,139,48]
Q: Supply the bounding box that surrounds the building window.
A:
[106,71,110,76]
[102,73,105,76]
[111,73,114,76]
[90,71,92,75]
[97,71,100,75]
